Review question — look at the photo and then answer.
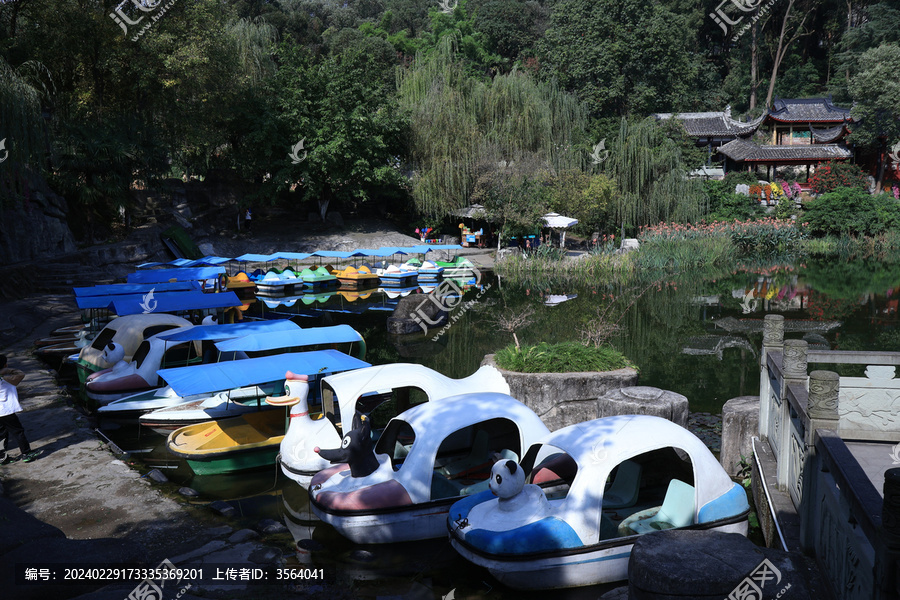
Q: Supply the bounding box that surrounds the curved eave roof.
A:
[718,138,852,163]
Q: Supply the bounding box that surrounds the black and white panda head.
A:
[489,459,525,499]
[102,342,125,365]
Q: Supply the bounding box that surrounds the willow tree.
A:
[397,35,588,216]
[0,58,48,205]
[605,118,705,234]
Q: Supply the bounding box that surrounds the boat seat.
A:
[618,479,695,536]
[602,460,642,509]
[439,430,490,478]
[431,471,464,499]
[457,449,519,495]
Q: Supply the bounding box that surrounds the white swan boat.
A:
[308,391,550,544]
[278,363,511,487]
[448,415,750,590]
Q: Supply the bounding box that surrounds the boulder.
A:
[386,293,448,335]
[482,355,639,431]
[719,395,760,476]
[497,247,521,261]
[0,186,77,264]
[628,530,813,599]
[598,386,689,428]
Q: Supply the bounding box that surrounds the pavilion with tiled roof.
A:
[657,97,856,180]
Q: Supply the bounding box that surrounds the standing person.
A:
[0,355,40,464]
[245,208,252,231]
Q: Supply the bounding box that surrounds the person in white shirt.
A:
[0,355,40,464]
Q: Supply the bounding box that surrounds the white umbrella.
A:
[543,213,578,248]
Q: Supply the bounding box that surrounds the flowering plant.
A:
[808,161,868,194]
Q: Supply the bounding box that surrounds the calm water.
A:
[103,258,900,598]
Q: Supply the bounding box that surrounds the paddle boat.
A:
[85,320,303,406]
[434,255,477,278]
[301,266,338,289]
[255,268,301,296]
[73,314,193,387]
[377,264,418,288]
[99,322,364,425]
[334,266,379,289]
[308,391,550,544]
[136,325,366,433]
[221,271,257,295]
[447,415,750,590]
[279,362,511,486]
[402,258,444,283]
[166,350,371,475]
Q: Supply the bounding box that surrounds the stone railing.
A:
[757,314,900,600]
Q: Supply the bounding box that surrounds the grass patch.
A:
[494,342,636,373]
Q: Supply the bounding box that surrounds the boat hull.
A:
[449,519,748,590]
[310,498,457,544]
[182,445,281,476]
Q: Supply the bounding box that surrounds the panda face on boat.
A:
[102,342,125,365]
[490,459,524,499]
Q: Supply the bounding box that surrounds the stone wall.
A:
[0,187,76,264]
[481,354,639,430]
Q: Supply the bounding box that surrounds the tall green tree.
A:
[0,57,48,204]
[538,0,709,117]
[271,34,409,219]
[605,118,705,233]
[848,43,900,192]
[398,35,588,216]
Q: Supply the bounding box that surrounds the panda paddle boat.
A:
[308,392,550,544]
[448,415,750,590]
[278,362,511,487]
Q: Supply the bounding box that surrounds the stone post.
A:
[877,469,900,599]
[807,370,840,422]
[759,315,785,440]
[777,340,808,488]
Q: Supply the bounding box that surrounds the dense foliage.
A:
[803,187,900,236]
[808,161,870,194]
[494,341,635,373]
[0,0,897,238]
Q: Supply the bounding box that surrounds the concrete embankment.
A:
[0,295,344,600]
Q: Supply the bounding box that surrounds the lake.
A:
[104,257,900,597]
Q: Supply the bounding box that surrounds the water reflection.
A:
[95,258,900,596]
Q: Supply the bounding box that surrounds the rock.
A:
[388,332,447,357]
[229,529,260,543]
[307,212,321,222]
[0,497,66,555]
[720,396,760,476]
[145,468,168,483]
[197,242,216,256]
[256,519,288,535]
[296,538,323,552]
[628,530,812,599]
[205,525,233,537]
[442,235,460,245]
[597,386,689,428]
[0,182,77,264]
[349,549,376,562]
[735,184,750,196]
[497,247,521,261]
[178,487,200,498]
[248,546,282,564]
[617,238,640,253]
[599,587,629,600]
[325,212,344,227]
[386,293,448,335]
[208,500,236,518]
[802,332,830,350]
[482,354,639,431]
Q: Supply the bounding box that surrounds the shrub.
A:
[494,342,635,373]
[703,178,764,222]
[808,161,869,194]
[803,187,900,236]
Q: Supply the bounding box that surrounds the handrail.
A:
[808,350,900,365]
[815,429,881,545]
